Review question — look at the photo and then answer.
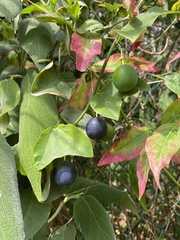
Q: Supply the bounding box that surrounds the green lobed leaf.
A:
[161,98,180,124]
[145,123,180,189]
[48,226,76,240]
[68,177,138,216]
[31,62,76,97]
[163,73,180,96]
[34,124,93,170]
[90,82,122,120]
[18,69,59,201]
[74,195,116,240]
[76,19,104,34]
[20,189,52,240]
[0,0,22,18]
[116,7,179,42]
[0,79,20,117]
[0,133,25,240]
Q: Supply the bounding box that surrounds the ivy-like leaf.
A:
[145,123,180,189]
[136,150,150,199]
[98,126,151,166]
[70,32,102,71]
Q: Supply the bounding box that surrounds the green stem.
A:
[120,109,132,128]
[74,37,118,125]
[163,168,180,189]
[48,193,83,223]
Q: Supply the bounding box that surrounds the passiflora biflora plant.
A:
[0,0,180,239]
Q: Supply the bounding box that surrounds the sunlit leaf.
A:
[136,150,150,199]
[163,73,180,96]
[98,126,151,166]
[116,7,179,42]
[0,79,20,117]
[90,82,122,120]
[18,69,59,201]
[70,32,102,71]
[76,19,103,34]
[145,123,180,188]
[34,124,93,170]
[0,0,22,18]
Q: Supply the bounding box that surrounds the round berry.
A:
[86,117,107,140]
[54,161,77,186]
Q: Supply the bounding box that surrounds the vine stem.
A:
[48,193,83,223]
[120,109,132,128]
[74,37,118,125]
[163,167,180,189]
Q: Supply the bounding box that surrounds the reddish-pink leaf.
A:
[136,150,150,199]
[91,53,122,72]
[122,0,139,16]
[172,151,180,164]
[98,126,151,166]
[70,32,102,72]
[145,123,180,189]
[91,53,160,73]
[69,74,88,110]
[129,56,160,72]
[132,31,145,51]
[166,51,180,70]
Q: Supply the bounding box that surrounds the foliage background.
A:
[0,0,180,239]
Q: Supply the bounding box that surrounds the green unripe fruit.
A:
[112,64,138,92]
[102,123,115,141]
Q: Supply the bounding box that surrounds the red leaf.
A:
[70,32,102,72]
[98,126,151,166]
[136,150,150,199]
[145,123,180,189]
[91,53,160,73]
[129,56,160,72]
